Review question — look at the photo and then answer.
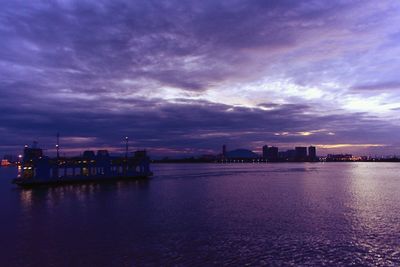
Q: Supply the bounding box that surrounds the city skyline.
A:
[2,1,400,156]
[3,140,398,161]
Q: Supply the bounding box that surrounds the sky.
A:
[1,0,400,157]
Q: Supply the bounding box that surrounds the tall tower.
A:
[125,136,129,159]
[308,146,317,161]
[222,144,227,157]
[262,145,269,159]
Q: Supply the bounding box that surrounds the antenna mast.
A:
[125,136,129,159]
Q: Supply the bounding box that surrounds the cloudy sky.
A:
[1,0,400,157]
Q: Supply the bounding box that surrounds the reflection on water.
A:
[20,189,32,209]
[1,163,400,266]
[345,164,400,265]
[19,180,150,212]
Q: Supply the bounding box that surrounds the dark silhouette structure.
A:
[262,145,269,159]
[13,141,152,187]
[326,154,352,161]
[222,144,227,158]
[267,146,279,161]
[295,147,307,161]
[308,146,317,161]
[262,145,278,161]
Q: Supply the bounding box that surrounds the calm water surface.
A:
[0,163,400,266]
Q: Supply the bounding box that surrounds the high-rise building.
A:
[267,146,279,161]
[222,144,227,157]
[295,147,307,161]
[308,146,317,161]
[262,145,269,159]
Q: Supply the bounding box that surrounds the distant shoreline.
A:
[152,160,400,164]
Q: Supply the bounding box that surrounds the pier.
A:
[14,145,152,186]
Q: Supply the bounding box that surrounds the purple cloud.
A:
[1,0,400,157]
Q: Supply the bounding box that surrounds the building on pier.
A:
[14,143,152,186]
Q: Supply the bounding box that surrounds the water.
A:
[1,163,400,266]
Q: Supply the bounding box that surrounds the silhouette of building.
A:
[295,147,307,161]
[279,149,296,161]
[222,144,227,157]
[23,145,43,162]
[14,142,152,186]
[308,146,317,161]
[267,146,279,161]
[83,150,95,159]
[262,145,269,159]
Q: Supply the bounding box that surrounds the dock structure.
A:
[14,144,152,186]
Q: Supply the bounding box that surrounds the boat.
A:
[12,142,153,187]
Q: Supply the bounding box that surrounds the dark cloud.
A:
[0,0,364,91]
[351,81,400,91]
[1,0,400,156]
[1,90,399,156]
